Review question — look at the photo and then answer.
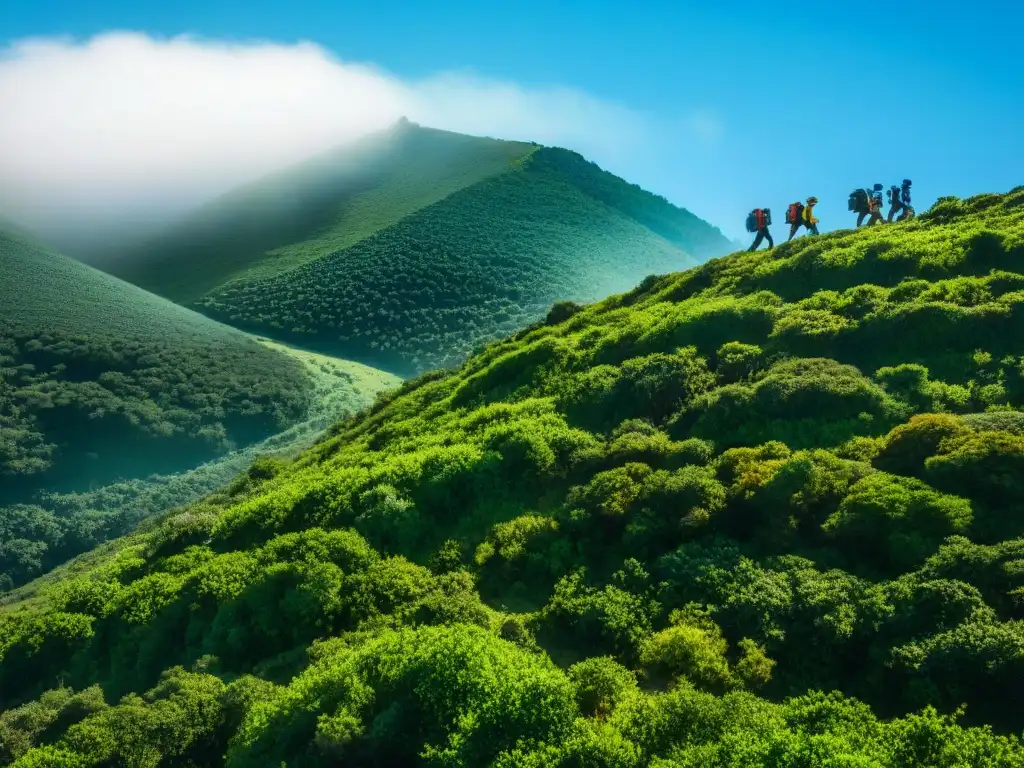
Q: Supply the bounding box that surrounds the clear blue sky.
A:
[2,0,1022,242]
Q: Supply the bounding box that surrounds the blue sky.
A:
[1,0,1022,243]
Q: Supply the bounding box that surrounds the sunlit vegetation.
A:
[3,188,1024,765]
[102,122,732,376]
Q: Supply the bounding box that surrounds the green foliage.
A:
[0,315,397,591]
[0,231,314,501]
[5,188,1024,764]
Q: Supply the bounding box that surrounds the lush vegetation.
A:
[0,342,399,592]
[99,122,732,377]
[3,188,1024,766]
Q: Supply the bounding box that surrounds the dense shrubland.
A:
[0,232,320,589]
[2,188,1024,765]
[0,349,398,592]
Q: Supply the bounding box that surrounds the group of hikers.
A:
[746,179,915,252]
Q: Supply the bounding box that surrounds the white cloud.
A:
[0,31,659,244]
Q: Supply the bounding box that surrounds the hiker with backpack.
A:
[786,201,805,241]
[746,207,773,251]
[855,184,885,227]
[785,197,819,240]
[888,179,915,221]
[802,197,820,236]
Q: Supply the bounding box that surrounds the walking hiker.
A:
[746,207,773,251]
[849,188,869,226]
[857,184,885,227]
[888,179,915,221]
[802,197,820,235]
[786,200,805,241]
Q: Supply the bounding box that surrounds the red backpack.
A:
[786,202,804,224]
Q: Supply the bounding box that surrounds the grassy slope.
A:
[0,230,317,496]
[0,230,324,590]
[103,124,538,302]
[195,147,724,376]
[101,123,731,377]
[5,190,1024,765]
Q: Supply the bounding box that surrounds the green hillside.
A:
[0,338,399,592]
[101,122,732,376]
[0,229,317,505]
[4,189,1024,765]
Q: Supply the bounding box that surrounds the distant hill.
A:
[0,228,317,505]
[98,121,732,375]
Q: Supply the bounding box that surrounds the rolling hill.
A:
[0,229,400,590]
[0,228,319,501]
[97,121,732,376]
[2,187,1024,765]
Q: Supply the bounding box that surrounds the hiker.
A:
[888,179,915,221]
[746,207,773,251]
[785,200,805,241]
[857,184,885,227]
[802,196,820,235]
[849,188,869,226]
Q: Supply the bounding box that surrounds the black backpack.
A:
[763,208,772,227]
[746,210,758,232]
[888,186,900,205]
[848,189,868,213]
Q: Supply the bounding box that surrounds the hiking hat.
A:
[806,197,818,205]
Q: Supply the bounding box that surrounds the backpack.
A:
[888,185,900,205]
[763,208,772,227]
[848,189,868,213]
[746,210,758,232]
[901,185,912,205]
[787,202,804,225]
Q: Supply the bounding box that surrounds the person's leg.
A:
[764,228,774,248]
[809,222,819,235]
[899,205,915,221]
[749,230,764,251]
[857,211,867,227]
[869,211,882,226]
[888,203,901,222]
[788,223,798,241]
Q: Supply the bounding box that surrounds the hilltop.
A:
[0,230,398,589]
[3,188,1024,765]
[95,121,732,376]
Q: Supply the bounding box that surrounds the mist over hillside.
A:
[90,122,731,376]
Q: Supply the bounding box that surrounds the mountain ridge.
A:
[87,122,732,376]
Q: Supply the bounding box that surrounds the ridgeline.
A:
[94,122,733,376]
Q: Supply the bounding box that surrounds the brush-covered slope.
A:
[104,121,731,376]
[4,189,1024,766]
[0,228,316,504]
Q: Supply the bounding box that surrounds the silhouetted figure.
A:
[857,184,885,227]
[888,179,915,221]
